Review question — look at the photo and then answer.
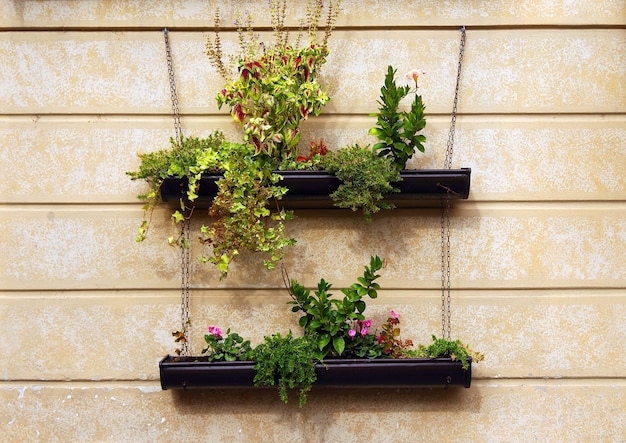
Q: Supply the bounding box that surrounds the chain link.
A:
[163,28,183,148]
[444,26,466,170]
[180,217,191,355]
[440,26,466,340]
[440,198,452,340]
[164,28,191,355]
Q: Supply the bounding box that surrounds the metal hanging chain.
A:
[444,26,466,170]
[164,28,183,149]
[441,26,466,340]
[163,28,191,355]
[179,217,191,356]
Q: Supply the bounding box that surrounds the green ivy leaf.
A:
[171,211,185,224]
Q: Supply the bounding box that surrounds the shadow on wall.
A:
[167,387,482,440]
[170,385,480,414]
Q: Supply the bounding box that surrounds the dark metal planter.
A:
[159,355,472,390]
[159,168,471,209]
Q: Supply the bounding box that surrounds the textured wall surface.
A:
[1,0,625,441]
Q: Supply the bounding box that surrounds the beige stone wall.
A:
[1,0,625,441]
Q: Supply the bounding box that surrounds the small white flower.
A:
[405,69,425,88]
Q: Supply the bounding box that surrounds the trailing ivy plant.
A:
[198,141,295,276]
[321,144,401,221]
[126,133,225,243]
[252,332,318,407]
[127,133,295,279]
[127,1,343,278]
[368,65,427,170]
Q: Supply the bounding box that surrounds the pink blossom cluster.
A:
[207,325,223,339]
[348,319,373,339]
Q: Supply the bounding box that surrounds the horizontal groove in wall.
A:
[0,380,163,388]
[4,281,621,293]
[1,288,624,300]
[472,377,626,387]
[2,201,626,211]
[1,24,625,32]
[2,113,626,120]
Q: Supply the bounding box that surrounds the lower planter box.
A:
[160,168,471,209]
[159,355,472,390]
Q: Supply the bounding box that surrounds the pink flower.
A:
[208,326,223,339]
[363,319,372,328]
[360,327,368,336]
[348,329,357,339]
[390,310,400,319]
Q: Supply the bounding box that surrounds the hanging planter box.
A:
[159,168,471,209]
[159,355,472,390]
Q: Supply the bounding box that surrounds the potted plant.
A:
[159,256,484,406]
[207,0,340,160]
[128,1,470,278]
[128,0,342,278]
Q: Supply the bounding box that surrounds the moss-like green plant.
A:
[252,332,318,407]
[321,144,401,221]
[409,335,485,370]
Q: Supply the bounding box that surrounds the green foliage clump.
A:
[195,257,485,407]
[199,141,295,276]
[321,145,401,221]
[409,335,485,370]
[252,332,318,407]
[126,132,295,278]
[289,255,384,358]
[126,133,225,242]
[207,0,341,160]
[369,65,426,170]
[127,133,224,184]
[201,327,253,362]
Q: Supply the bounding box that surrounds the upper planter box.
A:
[159,355,472,390]
[160,168,471,209]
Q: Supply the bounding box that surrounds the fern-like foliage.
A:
[252,332,318,407]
